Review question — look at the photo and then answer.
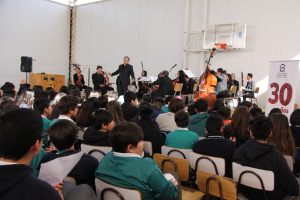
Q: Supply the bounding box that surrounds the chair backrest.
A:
[80,144,112,161]
[95,178,142,200]
[189,152,226,176]
[283,155,294,171]
[143,141,153,156]
[161,145,192,160]
[153,153,190,181]
[174,83,183,92]
[232,162,274,191]
[229,86,237,96]
[193,83,198,93]
[254,87,260,94]
[197,171,237,200]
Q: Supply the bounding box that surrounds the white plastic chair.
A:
[95,178,142,200]
[143,141,153,156]
[189,152,226,176]
[161,145,192,160]
[80,144,112,161]
[232,162,274,200]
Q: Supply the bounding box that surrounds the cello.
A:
[194,48,218,108]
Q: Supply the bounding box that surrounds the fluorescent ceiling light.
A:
[76,0,103,6]
[49,0,70,6]
[48,0,103,6]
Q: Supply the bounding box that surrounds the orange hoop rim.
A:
[215,43,227,50]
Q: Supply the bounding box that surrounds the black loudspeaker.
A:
[20,56,32,72]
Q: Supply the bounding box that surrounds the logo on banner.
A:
[280,64,285,72]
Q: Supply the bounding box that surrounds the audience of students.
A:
[44,120,99,190]
[188,99,209,137]
[192,114,236,177]
[156,98,185,132]
[224,106,250,146]
[0,109,61,200]
[50,95,79,125]
[290,109,300,146]
[165,110,199,149]
[83,109,115,146]
[268,107,282,117]
[95,121,180,200]
[232,116,299,199]
[249,106,263,119]
[218,106,232,126]
[106,100,124,123]
[269,113,296,161]
[136,104,164,154]
[76,97,100,128]
[2,81,300,200]
[121,91,138,121]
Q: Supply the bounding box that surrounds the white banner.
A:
[265,60,300,118]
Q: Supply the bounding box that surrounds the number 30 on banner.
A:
[268,82,293,106]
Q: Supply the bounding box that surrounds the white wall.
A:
[75,0,185,86]
[187,0,300,108]
[75,0,300,108]
[0,0,70,88]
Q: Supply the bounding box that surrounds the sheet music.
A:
[183,70,197,78]
[38,152,83,185]
[139,77,151,82]
[149,76,158,83]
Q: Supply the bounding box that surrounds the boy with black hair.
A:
[121,91,138,121]
[42,120,99,190]
[152,97,164,120]
[165,110,199,149]
[156,98,185,132]
[0,109,61,200]
[50,95,78,125]
[218,106,231,125]
[137,104,164,154]
[192,114,235,177]
[188,98,209,137]
[232,116,299,199]
[162,95,173,113]
[96,121,180,200]
[34,98,53,133]
[249,106,263,119]
[83,110,115,146]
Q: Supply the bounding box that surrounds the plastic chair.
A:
[95,178,142,200]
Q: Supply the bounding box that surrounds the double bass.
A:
[194,48,218,108]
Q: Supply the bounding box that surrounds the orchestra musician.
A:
[151,70,173,98]
[92,66,106,93]
[109,56,135,96]
[73,66,85,90]
[207,65,229,98]
[175,70,189,95]
[242,73,255,101]
[137,70,150,99]
[231,73,240,92]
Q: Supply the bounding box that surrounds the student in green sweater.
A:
[33,98,53,146]
[188,98,209,137]
[95,121,180,200]
[165,110,199,149]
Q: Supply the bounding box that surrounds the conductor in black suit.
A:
[109,56,135,95]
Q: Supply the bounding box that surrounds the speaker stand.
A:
[25,72,28,84]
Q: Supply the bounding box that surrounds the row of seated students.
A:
[1,82,300,199]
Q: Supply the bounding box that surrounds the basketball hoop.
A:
[215,43,227,50]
